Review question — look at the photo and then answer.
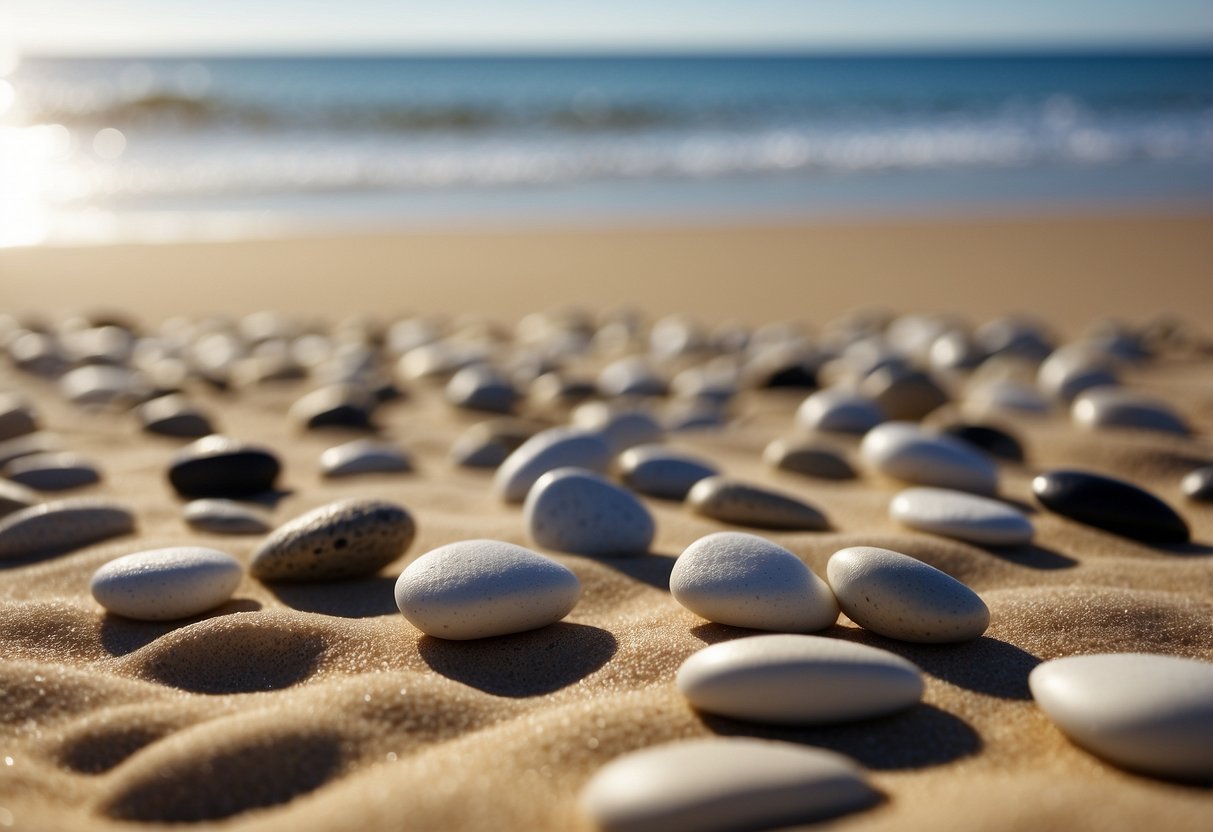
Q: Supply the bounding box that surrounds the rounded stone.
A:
[0,394,38,442]
[59,365,150,409]
[670,532,838,632]
[320,439,412,478]
[167,435,282,498]
[940,422,1025,462]
[1032,470,1189,544]
[597,357,667,398]
[90,547,242,621]
[676,634,924,724]
[618,445,719,500]
[686,476,829,531]
[494,427,613,503]
[1071,388,1189,436]
[861,366,949,422]
[183,499,272,535]
[449,418,545,469]
[136,394,215,438]
[3,452,101,491]
[288,384,376,430]
[1182,466,1213,502]
[963,379,1051,420]
[445,364,519,413]
[0,432,64,469]
[762,438,856,480]
[394,539,581,640]
[0,479,39,518]
[251,498,415,581]
[860,422,999,495]
[524,467,655,557]
[796,388,885,435]
[890,487,1034,546]
[572,403,664,454]
[0,498,136,559]
[826,546,990,643]
[1037,344,1119,402]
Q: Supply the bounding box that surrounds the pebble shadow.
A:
[418,622,617,697]
[585,550,677,592]
[99,599,263,656]
[269,576,400,618]
[986,542,1077,570]
[1151,541,1213,556]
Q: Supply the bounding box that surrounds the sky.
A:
[5,0,1213,56]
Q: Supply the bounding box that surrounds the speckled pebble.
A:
[861,422,999,495]
[618,444,719,500]
[90,546,243,621]
[686,476,829,531]
[167,435,282,498]
[0,479,39,518]
[762,437,855,480]
[183,499,272,535]
[3,452,101,491]
[0,498,136,559]
[494,427,613,503]
[320,439,412,478]
[524,467,655,557]
[890,487,1034,546]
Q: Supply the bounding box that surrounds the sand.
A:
[1,212,1212,831]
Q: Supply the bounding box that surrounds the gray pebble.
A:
[618,444,719,500]
[572,402,664,453]
[137,394,215,438]
[796,388,885,435]
[524,467,655,557]
[0,498,136,559]
[449,418,546,469]
[861,366,949,422]
[320,439,412,478]
[494,427,613,503]
[445,364,519,413]
[3,452,101,491]
[0,479,39,518]
[59,365,150,409]
[0,433,65,469]
[288,383,376,430]
[183,499,273,534]
[763,438,855,480]
[1072,388,1189,436]
[687,476,829,531]
[0,393,38,441]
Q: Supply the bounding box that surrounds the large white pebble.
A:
[395,539,581,640]
[861,422,998,495]
[677,634,923,724]
[494,427,612,503]
[90,547,242,621]
[890,487,1033,546]
[670,532,837,632]
[827,546,989,643]
[525,467,654,557]
[1030,653,1213,781]
[579,737,879,832]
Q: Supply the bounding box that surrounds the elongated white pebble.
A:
[579,737,879,832]
[494,427,612,503]
[677,634,923,724]
[0,498,135,559]
[90,547,242,621]
[861,422,998,494]
[394,539,580,640]
[670,532,837,632]
[1029,653,1213,781]
[890,486,1033,546]
[827,546,989,643]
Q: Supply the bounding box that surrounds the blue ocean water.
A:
[2,52,1212,243]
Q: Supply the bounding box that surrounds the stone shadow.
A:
[985,542,1077,570]
[269,575,400,618]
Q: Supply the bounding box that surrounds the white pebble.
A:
[493,427,612,503]
[860,422,998,495]
[618,444,718,500]
[90,547,242,621]
[796,388,884,434]
[1071,388,1188,436]
[320,438,412,478]
[525,467,654,557]
[890,487,1033,546]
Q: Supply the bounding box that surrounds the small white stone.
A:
[860,422,998,495]
[525,467,654,557]
[572,402,664,453]
[890,487,1033,546]
[183,499,272,535]
[677,633,924,724]
[827,546,989,643]
[493,427,612,503]
[320,439,412,478]
[90,547,242,621]
[597,356,667,398]
[670,532,838,632]
[579,737,879,832]
[1037,344,1118,402]
[395,539,581,640]
[1071,388,1188,436]
[796,388,885,434]
[618,444,718,500]
[1029,653,1213,781]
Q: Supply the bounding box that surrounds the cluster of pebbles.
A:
[2,307,1212,830]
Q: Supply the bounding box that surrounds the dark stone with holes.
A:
[168,436,281,498]
[1032,470,1189,544]
[943,423,1025,462]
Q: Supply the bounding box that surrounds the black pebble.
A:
[1032,469,1189,544]
[168,439,281,498]
[944,423,1025,462]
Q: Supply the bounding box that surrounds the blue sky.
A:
[6,0,1213,55]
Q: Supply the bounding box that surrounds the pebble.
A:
[167,435,282,498]
[670,532,838,632]
[890,487,1034,546]
[579,737,879,832]
[3,452,101,491]
[963,379,1051,420]
[288,383,376,430]
[762,437,855,480]
[394,539,581,640]
[1029,653,1213,781]
[1037,345,1118,401]
[0,394,38,441]
[1182,466,1213,502]
[1071,388,1189,435]
[743,348,818,389]
[572,402,664,453]
[528,371,597,408]
[676,634,924,724]
[975,315,1055,361]
[1032,470,1189,544]
[90,547,243,621]
[0,498,136,559]
[686,476,829,531]
[494,427,613,503]
[0,432,64,469]
[597,356,667,398]
[795,388,885,434]
[251,498,415,581]
[0,479,39,518]
[861,366,949,421]
[524,467,655,557]
[445,364,519,413]
[860,422,998,495]
[59,365,150,409]
[320,438,412,478]
[827,546,990,642]
[449,418,545,469]
[183,499,272,535]
[136,394,215,438]
[941,422,1025,462]
[618,445,719,500]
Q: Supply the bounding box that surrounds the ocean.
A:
[2,52,1211,245]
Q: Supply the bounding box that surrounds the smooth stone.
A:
[890,487,1034,546]
[251,498,415,581]
[618,444,719,500]
[796,388,885,434]
[524,467,655,557]
[975,315,1055,361]
[572,402,664,453]
[90,547,242,621]
[3,452,101,491]
[493,427,613,503]
[669,362,738,404]
[288,383,376,430]
[528,371,597,408]
[0,394,38,441]
[394,539,580,640]
[827,546,990,643]
[167,435,282,498]
[320,439,412,478]
[860,422,999,495]
[1071,388,1189,436]
[8,331,70,377]
[1029,653,1213,781]
[670,532,838,632]
[0,479,39,518]
[445,364,519,413]
[59,365,150,409]
[861,366,949,422]
[0,432,64,469]
[762,437,856,480]
[941,422,1025,462]
[449,418,545,469]
[1032,470,1189,544]
[579,738,879,832]
[1037,345,1118,401]
[687,476,829,531]
[963,379,1051,419]
[0,498,136,559]
[183,499,272,535]
[597,357,667,398]
[136,394,215,438]
[676,633,924,724]
[662,401,728,433]
[743,347,818,389]
[1182,466,1213,502]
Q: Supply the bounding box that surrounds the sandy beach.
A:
[1,211,1212,831]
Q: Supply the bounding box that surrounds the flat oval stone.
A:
[762,437,855,480]
[0,432,64,469]
[1032,470,1189,544]
[0,479,39,518]
[90,547,242,621]
[676,633,924,724]
[572,402,664,453]
[597,356,667,398]
[251,498,415,581]
[861,366,949,422]
[941,422,1025,462]
[445,364,519,413]
[136,394,214,438]
[618,444,719,500]
[449,418,545,469]
[524,467,654,557]
[686,476,829,531]
[963,379,1051,420]
[1037,344,1118,401]
[394,539,580,640]
[861,422,998,495]
[579,738,879,832]
[890,487,1034,546]
[3,452,101,491]
[288,383,375,430]
[826,546,990,643]
[0,394,38,441]
[59,365,150,409]
[0,498,135,559]
[320,438,412,478]
[1071,388,1189,435]
[796,388,885,434]
[1029,653,1213,781]
[494,427,613,503]
[1182,466,1213,502]
[670,532,838,632]
[183,499,272,535]
[167,435,281,498]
